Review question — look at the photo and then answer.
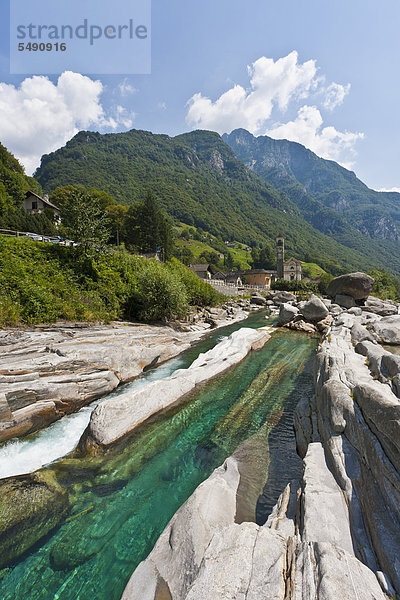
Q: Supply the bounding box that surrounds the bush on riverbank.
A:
[0,237,223,326]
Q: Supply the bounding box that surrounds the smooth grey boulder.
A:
[351,322,376,345]
[302,443,354,554]
[327,272,375,300]
[348,306,362,316]
[363,296,398,316]
[250,295,267,306]
[335,294,356,308]
[300,294,329,322]
[278,302,299,325]
[353,382,400,474]
[87,328,271,447]
[272,290,296,304]
[329,303,343,315]
[185,524,287,600]
[372,315,400,344]
[294,541,387,600]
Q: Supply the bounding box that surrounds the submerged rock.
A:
[0,471,69,569]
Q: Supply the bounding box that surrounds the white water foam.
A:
[0,353,188,479]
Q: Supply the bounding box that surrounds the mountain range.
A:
[33,128,400,276]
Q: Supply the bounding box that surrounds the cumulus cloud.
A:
[187,51,317,134]
[0,71,134,174]
[377,187,400,193]
[267,105,364,167]
[186,51,362,164]
[118,79,136,97]
[323,82,351,110]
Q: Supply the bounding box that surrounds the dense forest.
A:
[34,128,391,276]
[0,142,57,235]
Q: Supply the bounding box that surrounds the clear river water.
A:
[0,312,316,600]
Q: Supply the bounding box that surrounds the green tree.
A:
[129,260,188,321]
[60,188,110,254]
[107,204,129,245]
[127,191,175,260]
[252,243,275,269]
[51,185,115,211]
[224,252,234,270]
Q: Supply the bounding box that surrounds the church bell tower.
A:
[276,235,284,279]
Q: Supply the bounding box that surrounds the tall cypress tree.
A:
[127,191,174,260]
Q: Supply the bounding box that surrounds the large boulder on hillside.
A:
[278,303,299,325]
[327,272,374,300]
[300,294,329,322]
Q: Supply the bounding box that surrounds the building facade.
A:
[276,236,302,281]
[23,191,61,221]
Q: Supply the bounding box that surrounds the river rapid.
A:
[0,312,316,600]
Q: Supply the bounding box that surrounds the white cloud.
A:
[0,71,134,175]
[158,101,167,110]
[113,105,135,129]
[186,51,317,134]
[118,79,136,97]
[186,52,361,164]
[267,105,364,167]
[323,82,351,110]
[377,187,400,193]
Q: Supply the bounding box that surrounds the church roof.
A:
[284,257,302,264]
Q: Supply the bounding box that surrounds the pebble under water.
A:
[0,315,316,600]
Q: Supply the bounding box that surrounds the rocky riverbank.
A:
[122,273,400,599]
[82,326,272,449]
[0,300,253,444]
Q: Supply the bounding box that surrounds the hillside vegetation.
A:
[0,236,222,326]
[224,128,400,276]
[34,128,388,276]
[0,142,56,235]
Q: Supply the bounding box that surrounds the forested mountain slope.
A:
[34,128,398,275]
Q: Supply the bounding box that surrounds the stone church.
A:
[276,235,302,281]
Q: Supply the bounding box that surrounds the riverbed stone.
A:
[0,315,252,443]
[335,294,356,309]
[363,296,398,316]
[87,328,272,447]
[327,272,375,300]
[371,315,400,344]
[278,302,299,325]
[0,471,70,569]
[300,294,329,322]
[272,291,296,305]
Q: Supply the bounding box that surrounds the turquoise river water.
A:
[0,312,316,600]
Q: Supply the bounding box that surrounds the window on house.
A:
[32,201,38,209]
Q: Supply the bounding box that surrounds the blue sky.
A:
[0,0,399,191]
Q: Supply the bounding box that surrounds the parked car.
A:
[27,233,43,242]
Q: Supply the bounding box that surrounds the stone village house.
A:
[191,237,302,288]
[23,191,61,222]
